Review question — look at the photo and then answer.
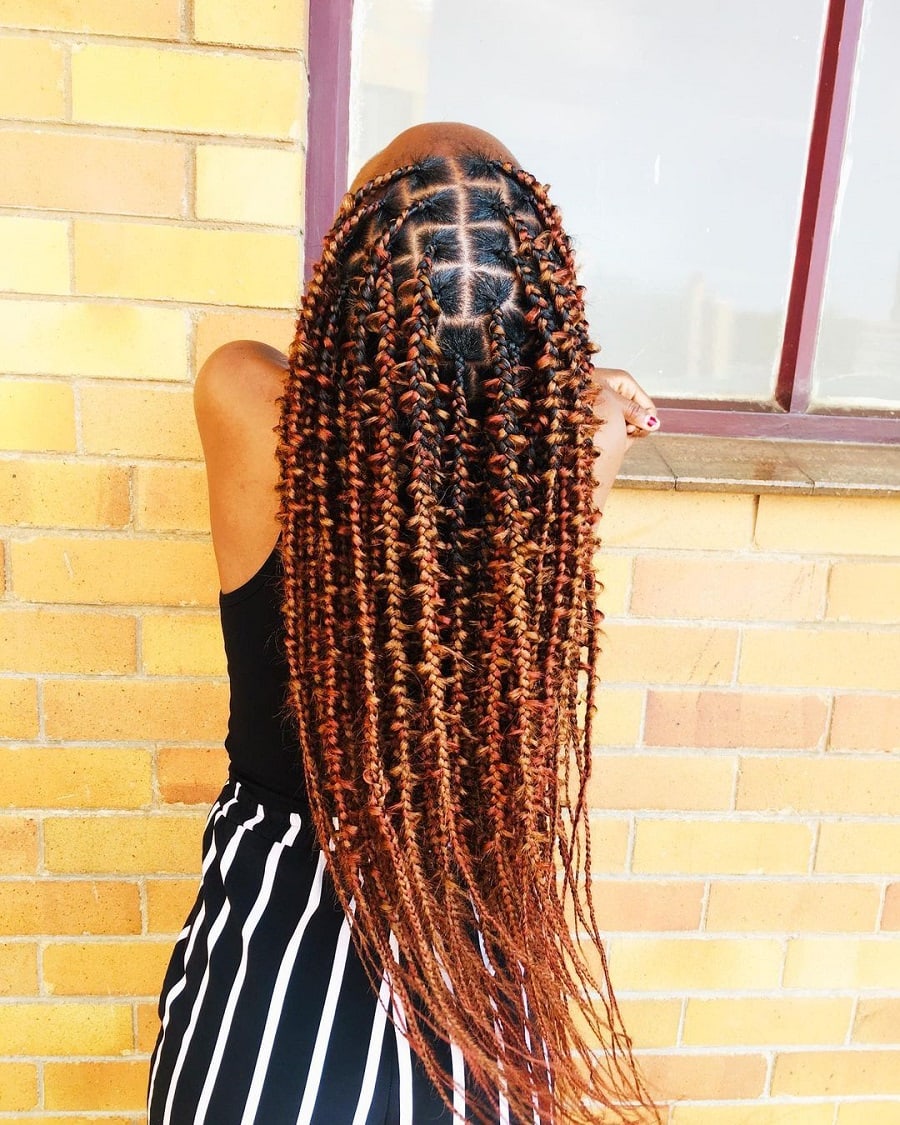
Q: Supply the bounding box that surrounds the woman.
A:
[147,122,661,1125]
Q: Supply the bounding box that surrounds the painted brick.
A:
[0,129,186,217]
[586,817,631,873]
[0,608,135,674]
[593,552,632,617]
[597,624,738,685]
[0,1062,37,1111]
[853,999,900,1044]
[42,679,228,741]
[639,1051,767,1101]
[134,464,210,532]
[80,383,202,459]
[157,745,229,805]
[0,459,130,529]
[827,562,900,624]
[0,35,64,119]
[584,879,703,931]
[195,308,295,367]
[0,746,152,809]
[43,939,172,995]
[44,1059,149,1111]
[0,940,38,995]
[0,678,39,738]
[44,812,206,874]
[592,687,644,747]
[705,881,880,933]
[602,490,755,550]
[829,694,900,752]
[0,1001,132,1054]
[771,1049,900,1096]
[645,690,827,750]
[884,883,900,930]
[72,43,304,138]
[682,997,852,1046]
[10,537,218,606]
[815,823,900,876]
[193,0,307,48]
[146,877,200,933]
[142,612,225,675]
[195,144,304,226]
[75,220,300,307]
[586,753,734,810]
[739,755,900,815]
[632,819,812,875]
[605,936,783,991]
[756,494,900,556]
[671,1105,836,1124]
[0,216,69,295]
[1,0,181,36]
[0,880,140,935]
[0,300,188,380]
[783,937,900,989]
[630,557,826,621]
[0,378,76,453]
[0,815,38,874]
[739,627,900,691]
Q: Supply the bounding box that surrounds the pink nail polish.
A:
[646,415,659,429]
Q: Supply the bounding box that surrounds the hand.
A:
[586,367,660,445]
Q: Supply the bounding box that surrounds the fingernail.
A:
[645,415,660,429]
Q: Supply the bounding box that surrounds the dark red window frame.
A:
[304,0,900,444]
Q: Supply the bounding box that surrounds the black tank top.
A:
[218,532,309,815]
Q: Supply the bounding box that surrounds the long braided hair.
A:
[274,152,659,1124]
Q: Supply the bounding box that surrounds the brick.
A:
[592,687,643,747]
[586,817,631,873]
[0,747,151,809]
[0,300,188,380]
[10,536,218,606]
[44,812,206,874]
[0,129,186,217]
[0,940,38,994]
[146,877,200,932]
[636,1052,767,1100]
[585,879,703,931]
[0,378,75,453]
[0,35,64,118]
[772,1049,900,1096]
[137,999,161,1052]
[645,690,827,750]
[631,557,826,621]
[43,939,173,996]
[0,1062,37,1111]
[0,216,69,294]
[80,383,202,459]
[0,1001,132,1053]
[0,1117,135,1125]
[195,309,295,367]
[135,464,210,533]
[606,936,783,990]
[827,562,900,624]
[884,884,900,930]
[0,607,135,674]
[706,881,880,932]
[72,43,304,138]
[157,745,229,805]
[682,996,851,1046]
[784,937,900,989]
[0,459,130,529]
[593,552,631,617]
[596,999,681,1050]
[0,0,181,36]
[0,879,141,935]
[0,678,39,738]
[597,624,738,685]
[632,819,812,875]
[587,753,734,810]
[837,1105,900,1125]
[75,220,299,308]
[738,756,900,816]
[195,144,304,226]
[0,815,38,874]
[43,679,228,741]
[44,1059,149,1110]
[740,627,900,691]
[672,1106,836,1124]
[142,613,225,675]
[602,490,755,550]
[853,999,900,1044]
[816,823,900,876]
[193,0,307,48]
[830,695,900,752]
[756,494,900,556]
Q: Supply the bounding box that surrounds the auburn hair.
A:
[274,152,660,1124]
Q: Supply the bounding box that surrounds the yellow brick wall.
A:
[1,7,898,1125]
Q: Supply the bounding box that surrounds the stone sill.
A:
[616,435,900,498]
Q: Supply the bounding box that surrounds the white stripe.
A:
[239,848,327,1125]
[475,926,510,1125]
[450,1039,466,1124]
[161,804,266,1125]
[194,812,304,1124]
[350,965,392,1125]
[389,932,414,1125]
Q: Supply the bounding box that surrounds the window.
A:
[306,0,900,442]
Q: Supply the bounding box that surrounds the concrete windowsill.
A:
[617,435,900,497]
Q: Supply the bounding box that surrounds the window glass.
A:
[812,0,900,409]
[349,0,825,400]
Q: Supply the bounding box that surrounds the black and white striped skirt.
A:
[146,777,544,1125]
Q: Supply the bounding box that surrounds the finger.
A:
[592,367,656,413]
[621,396,660,433]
